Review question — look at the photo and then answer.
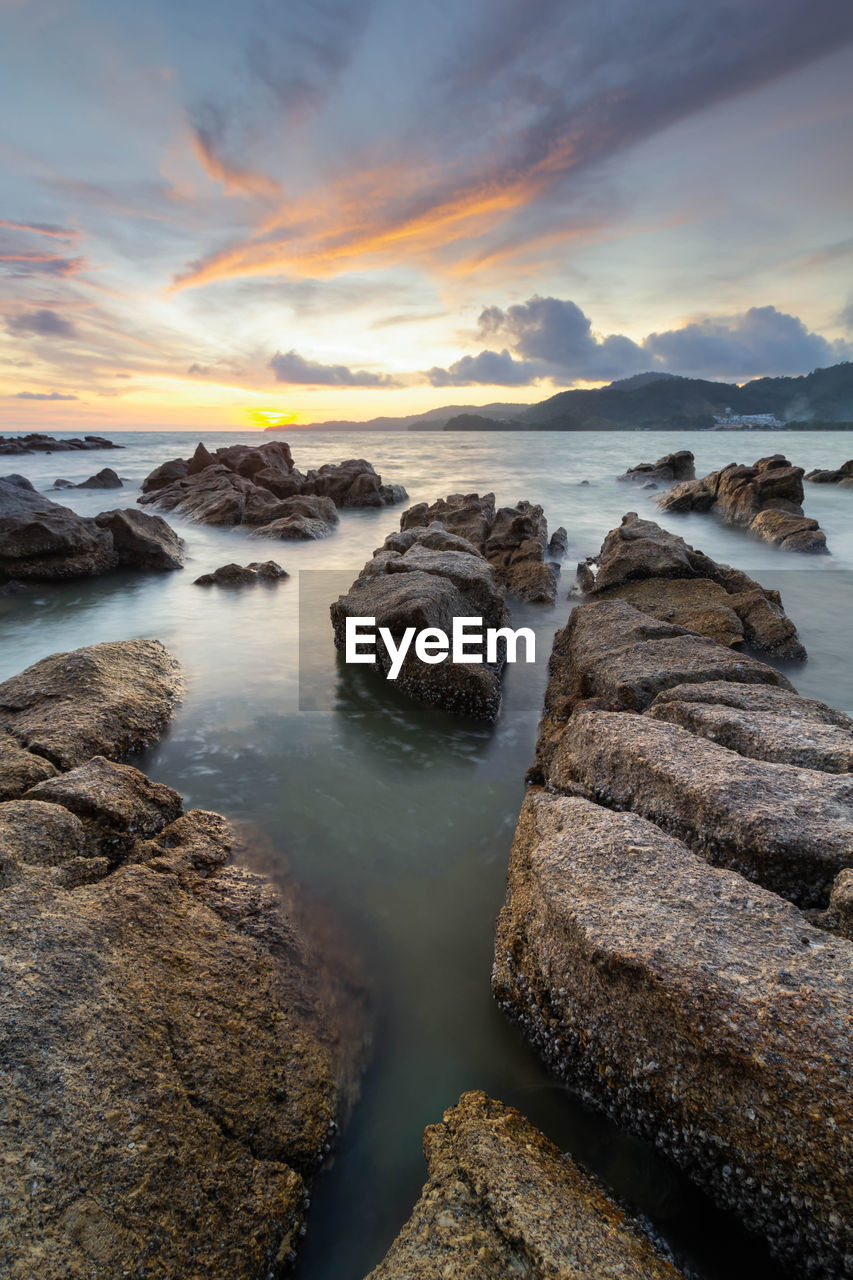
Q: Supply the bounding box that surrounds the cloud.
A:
[643,306,852,379]
[190,103,281,198]
[187,362,211,375]
[426,348,540,387]
[173,0,853,290]
[839,301,853,333]
[0,220,79,239]
[246,0,372,117]
[269,348,397,386]
[431,297,852,386]
[7,308,76,338]
[15,391,79,400]
[478,296,647,382]
[0,252,86,278]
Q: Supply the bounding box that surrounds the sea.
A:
[3,428,852,1280]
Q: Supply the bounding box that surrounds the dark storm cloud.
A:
[7,309,76,338]
[269,348,397,386]
[425,349,541,387]
[428,298,851,385]
[644,306,852,378]
[15,391,79,400]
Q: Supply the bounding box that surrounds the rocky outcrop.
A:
[75,467,123,489]
[0,433,121,455]
[139,440,406,541]
[805,460,853,486]
[0,476,185,581]
[0,643,366,1279]
[364,1092,684,1280]
[619,450,695,485]
[576,514,806,659]
[400,492,558,603]
[0,639,184,772]
[493,789,852,1280]
[331,524,510,721]
[194,560,289,586]
[494,592,853,1276]
[658,454,829,552]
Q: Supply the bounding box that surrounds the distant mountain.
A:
[265,401,530,432]
[447,363,853,431]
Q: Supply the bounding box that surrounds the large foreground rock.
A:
[401,492,559,603]
[365,1092,684,1280]
[0,639,183,771]
[658,455,829,553]
[577,514,805,659]
[0,476,184,580]
[0,797,365,1279]
[549,708,853,906]
[493,789,852,1279]
[139,440,405,540]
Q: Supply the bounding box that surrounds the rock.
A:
[657,456,829,553]
[0,433,121,455]
[332,568,508,721]
[194,560,289,587]
[577,514,805,660]
[492,787,853,1279]
[386,545,507,625]
[0,801,365,1280]
[400,493,558,603]
[619,450,695,484]
[647,681,853,773]
[548,707,853,906]
[0,732,59,800]
[93,508,185,571]
[364,1092,685,1280]
[0,639,183,769]
[52,477,74,489]
[138,442,404,541]
[547,525,568,557]
[26,756,183,857]
[805,460,853,484]
[0,799,87,882]
[0,476,184,581]
[809,868,853,940]
[76,467,123,490]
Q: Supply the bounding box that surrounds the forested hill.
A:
[444,362,853,430]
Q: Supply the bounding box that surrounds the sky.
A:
[1,0,852,431]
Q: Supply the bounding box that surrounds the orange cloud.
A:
[191,131,281,199]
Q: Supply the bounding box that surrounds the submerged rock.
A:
[658,455,829,553]
[805,460,853,485]
[194,560,289,586]
[365,1092,684,1280]
[0,638,183,770]
[493,788,853,1279]
[139,440,405,540]
[75,467,123,489]
[576,514,805,660]
[0,476,185,581]
[0,433,121,455]
[618,450,695,485]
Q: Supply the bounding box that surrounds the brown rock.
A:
[76,467,123,490]
[594,577,746,648]
[365,1091,684,1280]
[0,732,58,800]
[194,560,289,586]
[0,639,183,769]
[492,787,853,1279]
[748,507,828,553]
[548,707,853,905]
[93,508,185,571]
[619,450,696,484]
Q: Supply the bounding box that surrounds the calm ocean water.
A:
[3,428,852,1279]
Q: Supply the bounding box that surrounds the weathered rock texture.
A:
[493,789,852,1280]
[495,587,853,1275]
[576,514,805,660]
[0,639,184,772]
[331,522,510,721]
[0,433,120,455]
[0,475,184,581]
[194,560,289,587]
[619,450,695,485]
[139,440,406,540]
[657,454,828,552]
[364,1092,684,1280]
[400,491,559,603]
[0,642,366,1279]
[805,460,853,486]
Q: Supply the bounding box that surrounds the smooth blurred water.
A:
[3,428,852,1280]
